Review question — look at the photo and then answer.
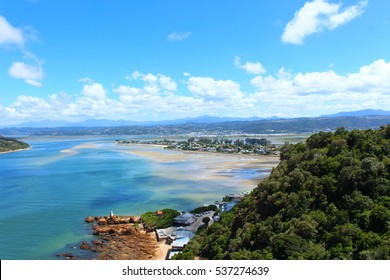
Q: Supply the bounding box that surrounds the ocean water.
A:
[0,137,272,260]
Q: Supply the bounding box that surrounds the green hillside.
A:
[175,125,390,260]
[0,135,30,153]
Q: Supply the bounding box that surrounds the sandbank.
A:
[0,147,31,154]
[118,143,280,189]
[60,143,99,154]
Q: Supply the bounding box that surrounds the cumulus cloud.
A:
[1,60,390,125]
[113,72,210,118]
[282,0,368,45]
[81,83,107,100]
[1,15,45,87]
[0,15,24,47]
[167,32,192,41]
[234,56,266,75]
[122,71,178,93]
[188,77,243,101]
[249,59,390,116]
[8,61,44,87]
[251,59,390,94]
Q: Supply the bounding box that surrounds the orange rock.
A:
[85,216,95,223]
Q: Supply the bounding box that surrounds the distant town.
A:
[2,114,390,137]
[116,137,280,156]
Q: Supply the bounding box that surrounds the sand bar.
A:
[118,143,280,189]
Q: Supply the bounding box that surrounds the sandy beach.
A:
[118,143,280,189]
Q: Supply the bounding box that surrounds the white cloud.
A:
[78,77,95,84]
[113,73,209,118]
[282,0,367,45]
[0,16,24,47]
[159,75,177,92]
[249,59,390,116]
[4,95,51,120]
[64,82,125,120]
[8,61,44,87]
[167,32,191,41]
[127,71,178,93]
[0,16,45,87]
[328,0,368,29]
[80,82,108,100]
[188,77,243,101]
[2,59,390,125]
[234,56,266,75]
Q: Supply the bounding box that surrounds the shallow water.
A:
[0,136,274,259]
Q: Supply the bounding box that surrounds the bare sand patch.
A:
[60,143,100,154]
[118,144,280,190]
[153,241,171,260]
[120,149,189,163]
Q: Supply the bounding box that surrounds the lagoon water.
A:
[0,137,273,260]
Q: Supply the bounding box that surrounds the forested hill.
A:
[0,135,30,153]
[175,125,390,260]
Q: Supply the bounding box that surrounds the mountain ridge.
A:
[2,109,389,129]
[321,109,390,118]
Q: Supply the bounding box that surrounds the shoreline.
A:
[117,141,280,159]
[71,144,280,260]
[117,142,280,163]
[0,147,31,155]
[61,215,166,260]
[117,143,279,192]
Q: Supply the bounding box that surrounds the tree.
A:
[202,217,211,226]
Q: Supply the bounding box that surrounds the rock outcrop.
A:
[85,216,94,223]
[76,214,155,260]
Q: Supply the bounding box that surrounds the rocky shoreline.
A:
[58,214,158,260]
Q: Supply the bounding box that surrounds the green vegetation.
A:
[175,125,390,260]
[140,209,180,231]
[0,135,30,153]
[117,137,277,155]
[165,137,275,155]
[190,205,218,214]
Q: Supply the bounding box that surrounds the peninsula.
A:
[0,135,30,154]
[116,136,280,156]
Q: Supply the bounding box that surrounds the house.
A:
[156,210,164,216]
[171,237,190,250]
[173,213,196,226]
[156,229,168,241]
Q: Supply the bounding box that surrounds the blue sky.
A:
[0,0,389,125]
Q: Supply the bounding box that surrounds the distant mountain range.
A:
[3,115,276,128]
[1,115,390,137]
[321,109,390,118]
[1,109,390,130]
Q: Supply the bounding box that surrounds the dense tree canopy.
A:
[0,135,30,153]
[175,125,390,260]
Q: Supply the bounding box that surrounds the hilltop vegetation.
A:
[0,135,30,153]
[141,209,180,231]
[174,125,390,260]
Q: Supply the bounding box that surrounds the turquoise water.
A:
[0,137,271,260]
